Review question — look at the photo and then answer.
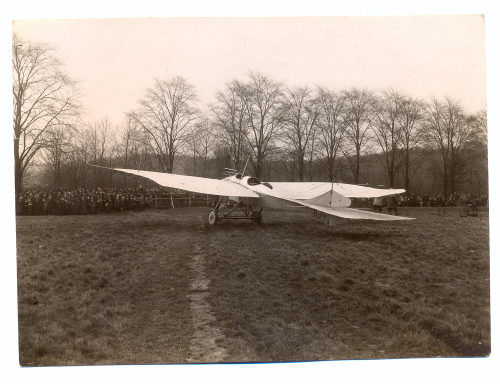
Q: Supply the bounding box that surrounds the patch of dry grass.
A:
[204,208,490,361]
[17,211,196,366]
[16,207,489,365]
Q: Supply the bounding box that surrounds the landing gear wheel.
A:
[207,209,218,225]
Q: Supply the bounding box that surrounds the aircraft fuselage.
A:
[224,175,303,210]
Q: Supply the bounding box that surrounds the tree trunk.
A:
[327,158,334,182]
[15,166,23,195]
[14,138,23,196]
[167,153,174,173]
[251,147,263,178]
[354,147,360,184]
[450,154,456,195]
[254,162,262,179]
[297,154,304,182]
[443,162,448,199]
[404,152,410,192]
[54,166,60,190]
[388,171,394,188]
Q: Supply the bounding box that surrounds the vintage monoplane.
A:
[91,165,413,225]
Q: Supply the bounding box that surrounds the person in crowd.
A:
[373,196,385,213]
[386,194,399,216]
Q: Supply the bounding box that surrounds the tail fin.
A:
[305,189,351,208]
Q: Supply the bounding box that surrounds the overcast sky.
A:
[13,15,487,126]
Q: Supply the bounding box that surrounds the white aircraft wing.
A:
[268,182,405,199]
[89,166,259,198]
[252,185,413,221]
[299,201,414,221]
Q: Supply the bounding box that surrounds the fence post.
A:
[170,193,175,209]
[188,194,191,207]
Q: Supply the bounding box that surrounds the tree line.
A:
[13,36,488,198]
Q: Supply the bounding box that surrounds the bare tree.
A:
[316,87,346,181]
[211,80,248,170]
[476,110,487,145]
[397,96,426,191]
[424,98,449,197]
[188,119,215,177]
[450,112,481,194]
[281,86,319,181]
[87,117,115,166]
[372,89,406,187]
[85,117,116,187]
[237,73,284,178]
[424,97,477,197]
[342,88,374,184]
[12,35,80,195]
[305,126,319,181]
[277,148,298,181]
[64,134,87,189]
[119,117,143,169]
[65,128,92,189]
[128,76,198,173]
[460,110,488,194]
[41,124,77,190]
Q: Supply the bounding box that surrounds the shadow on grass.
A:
[205,220,405,240]
[111,216,407,244]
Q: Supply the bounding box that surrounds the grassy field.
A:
[16,207,490,366]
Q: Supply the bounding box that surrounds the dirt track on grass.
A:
[188,243,227,362]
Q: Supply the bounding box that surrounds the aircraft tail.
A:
[304,189,351,208]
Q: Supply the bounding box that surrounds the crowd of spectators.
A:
[16,187,488,216]
[399,192,488,208]
[16,187,156,216]
[344,192,488,211]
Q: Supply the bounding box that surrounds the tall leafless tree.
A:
[12,35,80,195]
[424,98,449,197]
[118,117,145,169]
[281,86,319,181]
[372,90,406,187]
[85,117,117,186]
[66,128,92,188]
[397,96,425,191]
[450,112,481,194]
[41,124,77,190]
[211,80,248,170]
[424,97,477,197]
[342,88,374,184]
[316,87,346,182]
[128,76,198,173]
[237,73,284,178]
[87,117,115,166]
[187,119,215,177]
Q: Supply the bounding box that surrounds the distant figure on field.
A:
[386,195,398,216]
[471,196,479,217]
[422,194,429,207]
[373,196,385,213]
[467,194,479,217]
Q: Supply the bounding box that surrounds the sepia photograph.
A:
[6,5,494,378]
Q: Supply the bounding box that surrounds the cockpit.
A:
[226,174,272,189]
[242,176,273,189]
[246,177,261,186]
